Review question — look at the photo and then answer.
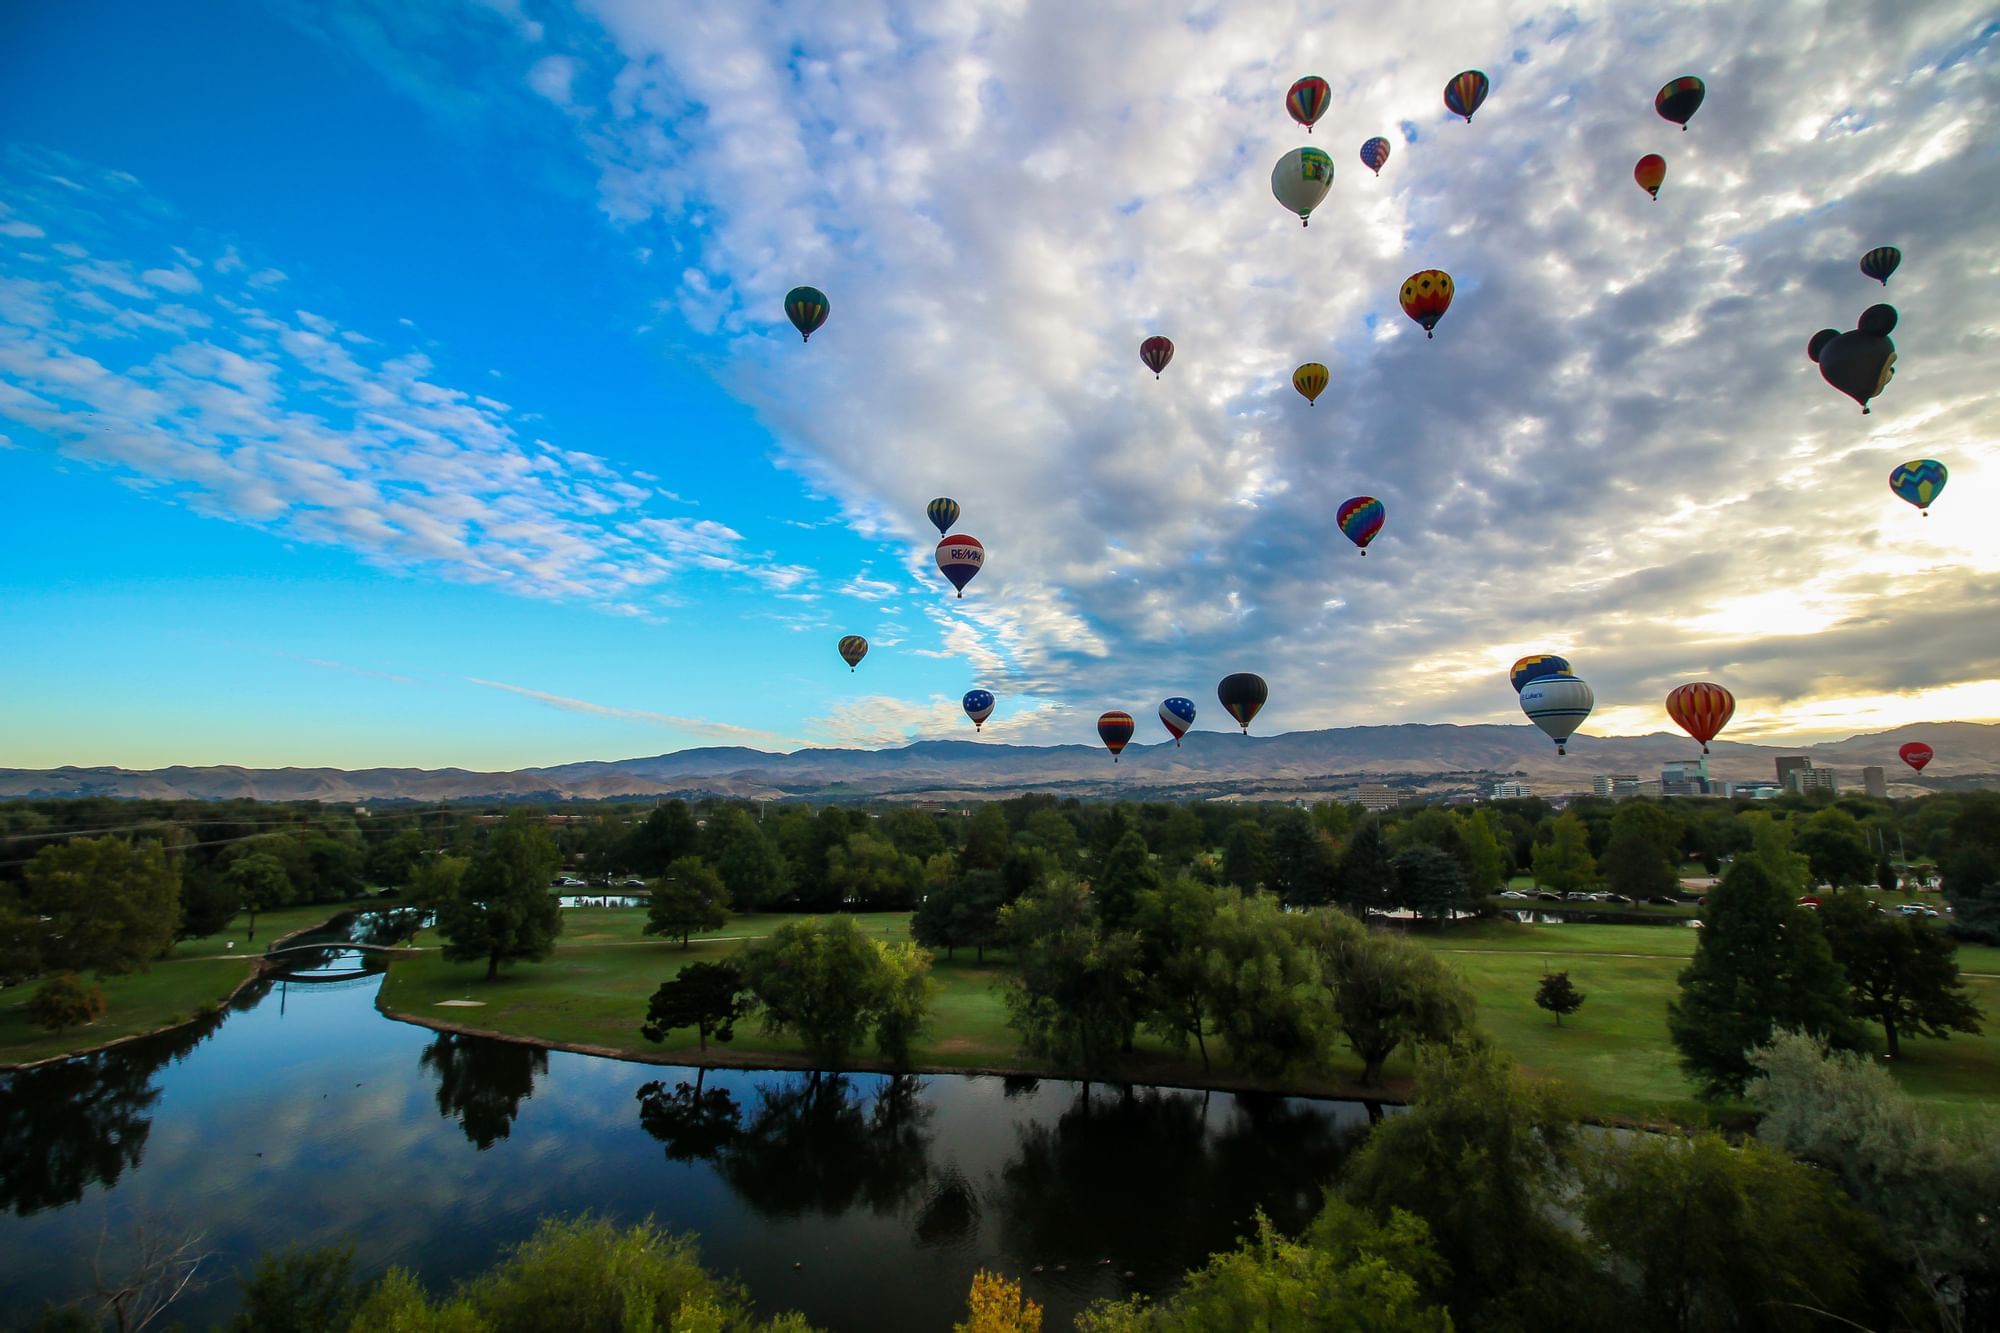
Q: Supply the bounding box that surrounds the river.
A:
[0,915,1383,1330]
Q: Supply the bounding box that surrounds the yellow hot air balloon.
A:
[1293,362,1330,406]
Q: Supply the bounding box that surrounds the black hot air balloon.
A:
[1808,304,1898,414]
[1216,673,1268,733]
[1654,75,1705,129]
[1860,247,1902,286]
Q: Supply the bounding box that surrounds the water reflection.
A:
[418,1033,548,1149]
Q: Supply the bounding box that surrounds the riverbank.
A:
[0,898,379,1067]
[376,908,2000,1128]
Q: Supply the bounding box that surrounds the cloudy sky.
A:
[3,0,1996,770]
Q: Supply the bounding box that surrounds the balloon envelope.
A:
[1360,136,1391,175]
[1140,336,1175,378]
[1098,711,1136,761]
[1293,362,1330,405]
[1509,654,1572,695]
[1445,70,1489,121]
[1899,741,1933,774]
[1400,269,1454,338]
[1217,673,1269,733]
[784,286,829,342]
[1271,147,1334,225]
[838,635,868,671]
[926,497,961,535]
[1337,496,1384,553]
[1655,75,1705,128]
[1634,153,1666,199]
[1520,675,1594,755]
[1860,246,1902,286]
[1889,459,1947,514]
[1159,697,1197,746]
[1286,75,1331,130]
[1665,682,1735,753]
[963,689,995,731]
[935,535,985,596]
[1816,329,1896,413]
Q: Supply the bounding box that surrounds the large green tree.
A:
[437,814,563,981]
[627,800,701,876]
[641,961,752,1052]
[998,880,1140,1078]
[226,852,293,944]
[26,836,182,973]
[1818,893,1983,1058]
[1196,890,1324,1077]
[1390,844,1470,922]
[1089,830,1160,933]
[1304,912,1476,1085]
[1530,813,1597,896]
[735,916,930,1068]
[1131,875,1220,1069]
[709,809,791,910]
[1794,806,1876,889]
[826,831,922,910]
[1332,818,1395,916]
[1599,826,1678,901]
[1267,810,1338,907]
[645,856,730,948]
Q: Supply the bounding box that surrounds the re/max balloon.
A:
[1293,362,1330,406]
[935,535,984,597]
[1665,682,1735,754]
[963,689,995,732]
[1098,711,1136,762]
[1445,70,1489,122]
[1286,75,1331,131]
[1634,154,1666,200]
[926,497,961,535]
[1889,459,1946,515]
[837,635,868,672]
[1159,697,1197,746]
[1899,741,1933,774]
[1217,673,1269,733]
[1271,147,1335,226]
[1140,336,1175,378]
[1337,496,1384,554]
[1400,270,1454,339]
[1360,137,1391,176]
[784,286,829,342]
[1509,654,1572,695]
[1654,76,1705,129]
[1520,675,1593,755]
[1860,247,1902,286]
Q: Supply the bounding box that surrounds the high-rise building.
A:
[1775,756,1810,788]
[1660,762,1715,797]
[1863,766,1888,798]
[1593,773,1641,800]
[1790,766,1838,795]
[1355,784,1404,811]
[1489,781,1534,800]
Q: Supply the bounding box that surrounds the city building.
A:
[1354,784,1404,811]
[1660,754,1716,797]
[1775,756,1810,788]
[1728,782,1780,800]
[1863,766,1888,798]
[1593,773,1641,800]
[1782,765,1838,795]
[1490,781,1534,800]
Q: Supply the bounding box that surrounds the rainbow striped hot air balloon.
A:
[784,286,829,342]
[838,635,868,672]
[1889,459,1947,515]
[1286,75,1331,131]
[1337,496,1384,554]
[1217,673,1268,733]
[1098,711,1136,762]
[1445,70,1489,122]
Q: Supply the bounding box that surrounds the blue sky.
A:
[3,0,1997,770]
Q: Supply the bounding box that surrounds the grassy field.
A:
[0,898,376,1067]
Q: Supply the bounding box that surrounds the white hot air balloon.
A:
[1271,147,1334,226]
[1519,674,1594,756]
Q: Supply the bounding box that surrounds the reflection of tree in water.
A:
[635,1072,937,1222]
[913,1166,980,1249]
[418,1033,547,1149]
[0,1009,222,1217]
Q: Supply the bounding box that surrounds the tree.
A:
[873,941,938,1067]
[1304,912,1476,1085]
[1020,809,1081,870]
[226,853,293,944]
[231,1243,365,1332]
[1534,971,1584,1026]
[1668,858,1860,1099]
[1266,810,1337,907]
[883,809,947,864]
[957,1269,1044,1333]
[1332,818,1395,915]
[27,974,106,1035]
[645,857,730,948]
[437,814,563,981]
[1156,805,1206,869]
[1221,819,1270,893]
[1132,875,1220,1069]
[1739,811,1813,897]
[1599,826,1678,901]
[1818,893,1983,1058]
[405,853,469,914]
[998,881,1141,1078]
[709,809,791,910]
[1795,806,1875,888]
[1196,891,1324,1077]
[1090,831,1159,933]
[176,872,238,941]
[736,917,927,1068]
[960,805,1011,871]
[25,836,182,973]
[826,831,922,911]
[1530,814,1596,896]
[627,800,701,876]
[641,961,752,1052]
[1460,810,1507,896]
[1608,801,1682,867]
[1390,844,1469,922]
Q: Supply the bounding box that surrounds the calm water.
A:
[0,916,1379,1330]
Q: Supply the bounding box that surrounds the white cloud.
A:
[465,676,793,745]
[528,53,579,106]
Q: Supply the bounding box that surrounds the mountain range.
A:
[4,721,1995,804]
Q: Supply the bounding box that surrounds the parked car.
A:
[1537,892,1561,902]
[1565,891,1593,902]
[620,878,646,888]
[1899,904,1940,918]
[1498,890,1529,900]
[555,876,586,888]
[1648,895,1680,906]
[1602,893,1634,905]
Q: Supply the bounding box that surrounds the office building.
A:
[1490,781,1534,800]
[1775,756,1810,788]
[1794,766,1837,795]
[1863,766,1888,798]
[1593,773,1641,800]
[1728,782,1780,799]
[1355,784,1404,811]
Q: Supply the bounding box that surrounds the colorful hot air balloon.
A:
[1860,246,1902,286]
[1665,682,1735,754]
[1634,153,1666,200]
[1293,362,1330,406]
[1159,697,1197,747]
[784,286,829,342]
[1655,75,1705,129]
[1899,741,1933,774]
[1271,147,1335,226]
[1360,136,1391,176]
[1140,336,1175,378]
[1400,269,1454,338]
[1520,674,1594,755]
[1444,70,1489,122]
[1889,459,1947,515]
[1808,305,1897,414]
[1286,75,1331,131]
[838,635,868,672]
[1336,496,1384,554]
[1217,673,1268,733]
[1098,710,1136,762]
[935,534,984,597]
[1509,654,1572,695]
[926,497,961,535]
[963,689,995,732]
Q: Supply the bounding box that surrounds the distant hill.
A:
[5,720,1996,804]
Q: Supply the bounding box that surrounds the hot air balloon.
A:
[1400,269,1454,338]
[1634,154,1666,200]
[1520,674,1594,755]
[1860,246,1902,286]
[1337,496,1384,554]
[1899,741,1933,774]
[838,635,868,672]
[1140,336,1175,378]
[1217,673,1268,733]
[784,286,829,342]
[1286,75,1331,131]
[926,497,961,535]
[1098,710,1136,762]
[963,689,995,732]
[1360,136,1391,175]
[1665,682,1735,754]
[1807,305,1897,414]
[1509,654,1572,695]
[935,534,984,597]
[1445,70,1489,122]
[1654,76,1705,129]
[1889,459,1947,515]
[1272,147,1334,226]
[1293,362,1330,406]
[1159,697,1197,747]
